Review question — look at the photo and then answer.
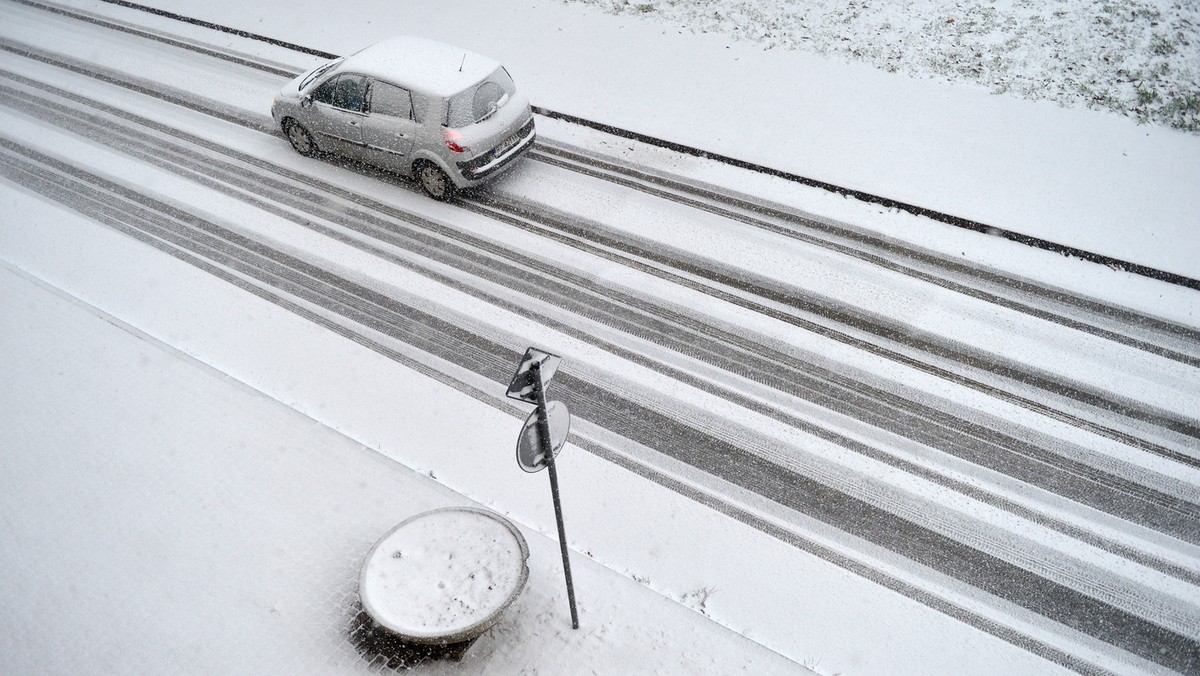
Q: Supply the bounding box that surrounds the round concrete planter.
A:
[359,507,530,646]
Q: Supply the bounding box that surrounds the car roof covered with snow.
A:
[337,36,500,97]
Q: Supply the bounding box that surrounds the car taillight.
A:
[443,128,470,153]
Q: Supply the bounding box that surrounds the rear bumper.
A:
[456,118,536,183]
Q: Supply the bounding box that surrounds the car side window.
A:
[369,81,413,120]
[312,74,368,113]
[312,76,337,106]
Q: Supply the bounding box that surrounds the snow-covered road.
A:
[2,1,1199,674]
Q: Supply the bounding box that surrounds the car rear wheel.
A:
[284,119,318,157]
[416,162,455,201]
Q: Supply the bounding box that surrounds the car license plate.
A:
[494,133,519,157]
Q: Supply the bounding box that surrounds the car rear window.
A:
[445,67,517,128]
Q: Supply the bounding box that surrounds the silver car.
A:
[271,37,536,200]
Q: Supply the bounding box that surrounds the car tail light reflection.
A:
[443,128,470,153]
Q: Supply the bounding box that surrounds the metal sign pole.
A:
[531,360,579,629]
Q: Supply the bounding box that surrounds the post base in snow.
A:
[349,603,478,667]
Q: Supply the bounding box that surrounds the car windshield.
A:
[445,67,516,128]
[300,59,342,90]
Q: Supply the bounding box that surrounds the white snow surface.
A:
[1,1,1198,675]
[0,258,806,675]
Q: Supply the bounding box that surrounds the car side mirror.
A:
[300,95,312,108]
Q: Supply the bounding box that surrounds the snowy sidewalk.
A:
[0,262,802,675]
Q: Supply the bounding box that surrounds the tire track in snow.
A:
[2,25,1197,459]
[4,73,1197,550]
[4,140,1199,674]
[3,85,1200,671]
[527,141,1200,368]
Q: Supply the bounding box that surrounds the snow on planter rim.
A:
[359,507,530,643]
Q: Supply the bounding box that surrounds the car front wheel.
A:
[416,162,455,201]
[284,119,318,157]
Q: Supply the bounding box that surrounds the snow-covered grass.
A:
[566,0,1200,132]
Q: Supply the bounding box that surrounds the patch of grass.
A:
[1162,90,1200,131]
[1150,35,1178,56]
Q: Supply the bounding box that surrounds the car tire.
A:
[283,119,318,157]
[416,161,456,201]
